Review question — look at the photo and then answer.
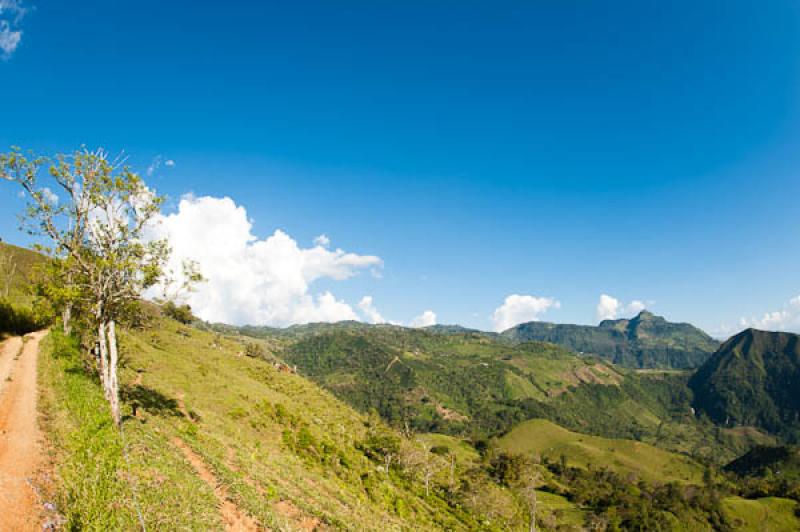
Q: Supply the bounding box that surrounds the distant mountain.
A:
[501,310,718,369]
[424,324,490,336]
[689,329,800,441]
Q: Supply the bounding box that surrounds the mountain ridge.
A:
[689,328,800,441]
[500,310,719,369]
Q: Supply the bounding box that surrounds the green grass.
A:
[535,491,587,529]
[418,433,480,466]
[721,496,800,531]
[119,319,497,530]
[38,329,220,530]
[39,321,503,530]
[497,419,705,484]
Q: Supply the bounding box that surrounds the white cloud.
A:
[596,294,621,321]
[738,295,800,333]
[41,187,58,205]
[146,155,175,177]
[627,299,646,314]
[410,310,437,328]
[0,1,26,58]
[313,234,330,247]
[596,294,650,322]
[0,21,20,56]
[491,294,560,332]
[358,296,386,324]
[148,195,382,326]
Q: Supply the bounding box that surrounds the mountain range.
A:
[500,310,719,369]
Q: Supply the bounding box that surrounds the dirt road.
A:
[0,332,46,531]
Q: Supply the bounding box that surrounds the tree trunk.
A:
[62,303,72,335]
[97,322,109,399]
[107,320,121,426]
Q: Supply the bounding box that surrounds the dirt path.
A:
[171,436,260,531]
[0,332,46,531]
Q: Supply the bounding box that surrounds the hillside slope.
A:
[40,321,518,530]
[497,418,704,484]
[273,325,628,435]
[222,321,771,463]
[501,310,718,369]
[0,241,46,306]
[0,241,48,335]
[689,329,800,441]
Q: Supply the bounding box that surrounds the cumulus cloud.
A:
[358,296,386,324]
[164,159,175,168]
[0,1,26,58]
[596,294,649,322]
[737,295,800,333]
[596,294,621,321]
[491,294,560,332]
[313,234,330,247]
[148,195,382,326]
[410,310,437,328]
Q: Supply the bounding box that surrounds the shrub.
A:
[244,342,267,358]
[0,299,48,335]
[162,301,194,324]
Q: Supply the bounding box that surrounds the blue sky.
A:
[2,1,800,335]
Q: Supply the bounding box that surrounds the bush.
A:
[162,301,194,324]
[0,299,47,335]
[244,342,267,358]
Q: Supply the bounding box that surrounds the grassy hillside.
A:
[0,241,48,335]
[721,496,800,531]
[497,418,704,484]
[0,241,46,306]
[501,310,719,369]
[40,320,537,530]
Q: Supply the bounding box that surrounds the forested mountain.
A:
[276,326,624,437]
[500,310,719,369]
[689,328,800,441]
